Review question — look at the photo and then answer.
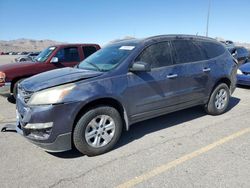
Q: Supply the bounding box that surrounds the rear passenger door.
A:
[170,39,210,104]
[54,47,81,67]
[198,40,227,95]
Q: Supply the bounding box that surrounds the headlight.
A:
[0,72,6,83]
[237,69,243,75]
[28,83,76,105]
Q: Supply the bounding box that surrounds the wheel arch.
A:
[73,97,129,132]
[213,77,231,92]
[206,77,232,105]
[10,76,29,93]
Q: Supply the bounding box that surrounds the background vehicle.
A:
[16,35,237,156]
[27,52,40,61]
[220,40,235,50]
[237,61,250,86]
[0,43,100,98]
[235,46,249,64]
[15,52,40,62]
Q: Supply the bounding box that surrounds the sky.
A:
[0,0,250,45]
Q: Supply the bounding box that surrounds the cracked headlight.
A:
[28,83,76,105]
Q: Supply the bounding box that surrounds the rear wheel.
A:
[205,83,230,115]
[73,106,123,156]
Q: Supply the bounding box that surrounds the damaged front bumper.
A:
[16,98,81,152]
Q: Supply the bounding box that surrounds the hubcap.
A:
[85,115,115,148]
[215,88,228,110]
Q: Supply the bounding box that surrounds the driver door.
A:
[124,41,179,122]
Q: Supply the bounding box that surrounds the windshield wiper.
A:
[85,61,101,71]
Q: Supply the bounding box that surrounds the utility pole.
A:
[206,0,211,37]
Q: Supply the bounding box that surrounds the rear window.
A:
[237,47,248,54]
[200,41,225,59]
[172,40,207,64]
[82,46,97,58]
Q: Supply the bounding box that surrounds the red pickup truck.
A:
[0,43,100,98]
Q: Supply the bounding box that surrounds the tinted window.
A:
[237,48,243,54]
[136,42,173,68]
[200,41,225,59]
[55,47,80,62]
[237,47,248,54]
[83,46,97,58]
[172,40,207,64]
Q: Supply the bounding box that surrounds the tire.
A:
[205,83,230,115]
[73,106,123,156]
[13,79,25,99]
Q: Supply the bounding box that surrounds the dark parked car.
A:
[0,44,100,98]
[235,46,249,64]
[237,62,250,86]
[220,40,235,49]
[16,35,237,156]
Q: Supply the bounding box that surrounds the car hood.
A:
[0,61,35,72]
[239,62,250,73]
[21,67,103,92]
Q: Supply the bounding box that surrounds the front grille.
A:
[18,84,33,103]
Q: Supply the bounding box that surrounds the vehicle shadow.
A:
[50,97,240,159]
[0,94,16,104]
[7,95,16,104]
[237,85,250,90]
[116,97,240,149]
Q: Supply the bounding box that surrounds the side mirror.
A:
[130,61,151,72]
[50,57,59,63]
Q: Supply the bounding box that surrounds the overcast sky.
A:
[0,0,249,45]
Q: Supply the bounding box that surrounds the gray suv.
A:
[16,35,237,156]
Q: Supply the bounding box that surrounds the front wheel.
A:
[204,83,230,115]
[73,106,123,156]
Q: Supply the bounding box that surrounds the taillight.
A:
[0,72,6,83]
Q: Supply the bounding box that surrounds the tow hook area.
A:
[1,124,17,133]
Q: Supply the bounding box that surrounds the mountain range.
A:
[0,39,63,52]
[0,38,249,53]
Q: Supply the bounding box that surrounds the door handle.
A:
[203,68,211,72]
[167,74,178,79]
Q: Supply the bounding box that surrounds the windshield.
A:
[78,44,137,71]
[35,46,56,62]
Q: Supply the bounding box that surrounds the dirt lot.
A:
[0,55,19,64]
[0,56,249,188]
